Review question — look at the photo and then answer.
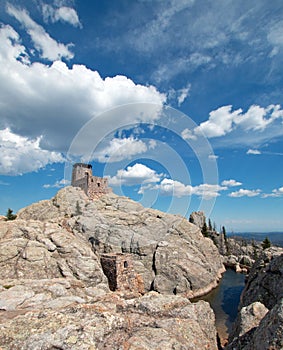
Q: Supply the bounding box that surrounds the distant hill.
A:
[228,232,283,248]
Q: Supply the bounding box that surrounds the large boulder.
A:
[152,220,224,297]
[0,219,107,287]
[241,248,283,309]
[227,302,268,348]
[246,298,283,350]
[189,211,206,229]
[227,299,283,350]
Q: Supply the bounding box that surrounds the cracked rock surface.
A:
[0,186,226,349]
[0,292,218,350]
[15,186,225,298]
[226,248,283,350]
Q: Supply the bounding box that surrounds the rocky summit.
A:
[0,186,225,349]
[13,186,225,297]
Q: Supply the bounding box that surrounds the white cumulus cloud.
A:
[262,187,283,198]
[195,104,283,138]
[144,179,227,199]
[229,188,261,198]
[110,163,229,200]
[156,178,193,198]
[0,128,64,175]
[0,24,165,174]
[235,105,281,131]
[221,179,242,187]
[94,137,148,163]
[108,163,161,186]
[191,183,227,199]
[181,128,197,141]
[194,105,241,138]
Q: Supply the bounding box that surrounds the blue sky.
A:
[0,0,283,232]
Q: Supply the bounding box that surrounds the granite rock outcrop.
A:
[226,248,283,350]
[189,211,206,229]
[0,219,108,287]
[0,292,219,350]
[240,247,283,309]
[16,186,225,298]
[0,186,226,349]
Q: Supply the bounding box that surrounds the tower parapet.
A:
[71,163,111,199]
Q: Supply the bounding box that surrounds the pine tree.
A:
[208,219,212,231]
[262,237,271,250]
[201,222,208,237]
[6,208,17,221]
[222,226,227,241]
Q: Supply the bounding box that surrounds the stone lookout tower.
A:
[71,163,111,199]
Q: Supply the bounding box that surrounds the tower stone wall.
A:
[100,253,144,295]
[71,163,111,199]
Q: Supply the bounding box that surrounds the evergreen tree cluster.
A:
[201,218,225,238]
[198,213,272,258]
